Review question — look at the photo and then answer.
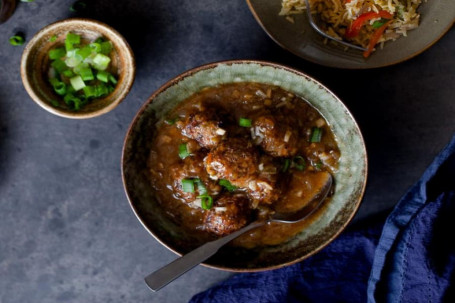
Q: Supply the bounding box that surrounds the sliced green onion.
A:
[96,70,109,83]
[76,45,92,59]
[108,74,117,84]
[65,33,80,51]
[69,75,86,91]
[49,78,67,96]
[49,35,57,42]
[92,53,111,70]
[239,118,252,128]
[181,179,195,193]
[293,156,306,171]
[63,93,81,110]
[65,53,82,67]
[78,66,94,81]
[219,179,237,192]
[372,19,387,29]
[9,35,25,46]
[198,194,213,210]
[89,42,101,52]
[194,178,207,195]
[178,143,191,159]
[21,0,35,2]
[62,70,74,78]
[72,62,89,73]
[50,99,59,107]
[83,86,96,98]
[47,33,117,111]
[314,161,323,171]
[282,158,291,173]
[100,41,113,55]
[310,127,322,143]
[95,84,109,97]
[165,118,178,125]
[51,59,67,73]
[70,1,87,12]
[48,48,66,60]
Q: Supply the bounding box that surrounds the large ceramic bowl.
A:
[122,60,367,271]
[246,0,455,69]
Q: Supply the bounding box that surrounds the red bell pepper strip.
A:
[363,19,393,58]
[346,10,393,38]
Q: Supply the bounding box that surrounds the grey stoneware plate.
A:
[246,0,455,69]
[122,60,368,271]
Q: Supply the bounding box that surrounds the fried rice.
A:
[280,0,423,56]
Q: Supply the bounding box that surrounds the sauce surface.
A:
[148,82,340,248]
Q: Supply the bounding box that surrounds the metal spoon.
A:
[303,0,367,51]
[145,173,333,292]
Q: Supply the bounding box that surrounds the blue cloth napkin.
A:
[190,134,455,303]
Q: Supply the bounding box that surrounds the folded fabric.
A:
[190,133,455,303]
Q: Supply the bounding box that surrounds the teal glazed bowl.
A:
[122,60,368,271]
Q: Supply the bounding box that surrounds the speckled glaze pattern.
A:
[21,18,135,119]
[122,60,368,271]
[246,0,455,69]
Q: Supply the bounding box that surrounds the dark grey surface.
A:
[0,1,453,302]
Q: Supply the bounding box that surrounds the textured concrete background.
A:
[0,0,454,302]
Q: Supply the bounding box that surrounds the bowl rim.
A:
[121,59,368,272]
[245,0,455,69]
[20,17,135,119]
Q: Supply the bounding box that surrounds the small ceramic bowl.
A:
[122,60,368,271]
[21,18,135,119]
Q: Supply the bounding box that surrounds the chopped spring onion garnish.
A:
[78,66,94,81]
[92,53,111,70]
[76,45,92,59]
[372,19,387,29]
[198,194,213,210]
[239,118,252,128]
[282,158,291,172]
[62,70,74,77]
[51,59,67,73]
[194,178,207,195]
[65,32,80,51]
[100,41,113,55]
[108,74,117,85]
[164,118,178,125]
[47,33,117,111]
[310,127,322,143]
[49,35,57,42]
[293,156,306,171]
[96,70,110,83]
[70,1,87,12]
[83,86,96,98]
[49,48,66,60]
[50,100,59,107]
[9,35,25,46]
[70,75,86,91]
[181,179,195,193]
[314,161,323,171]
[49,78,67,96]
[178,143,191,159]
[21,0,35,2]
[219,179,237,192]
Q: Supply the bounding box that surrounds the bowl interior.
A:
[21,18,135,118]
[246,0,455,68]
[122,61,367,271]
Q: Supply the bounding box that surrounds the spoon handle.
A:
[144,221,265,292]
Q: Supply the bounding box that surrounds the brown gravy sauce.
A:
[148,82,340,248]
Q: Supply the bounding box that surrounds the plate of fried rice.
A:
[246,0,455,68]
